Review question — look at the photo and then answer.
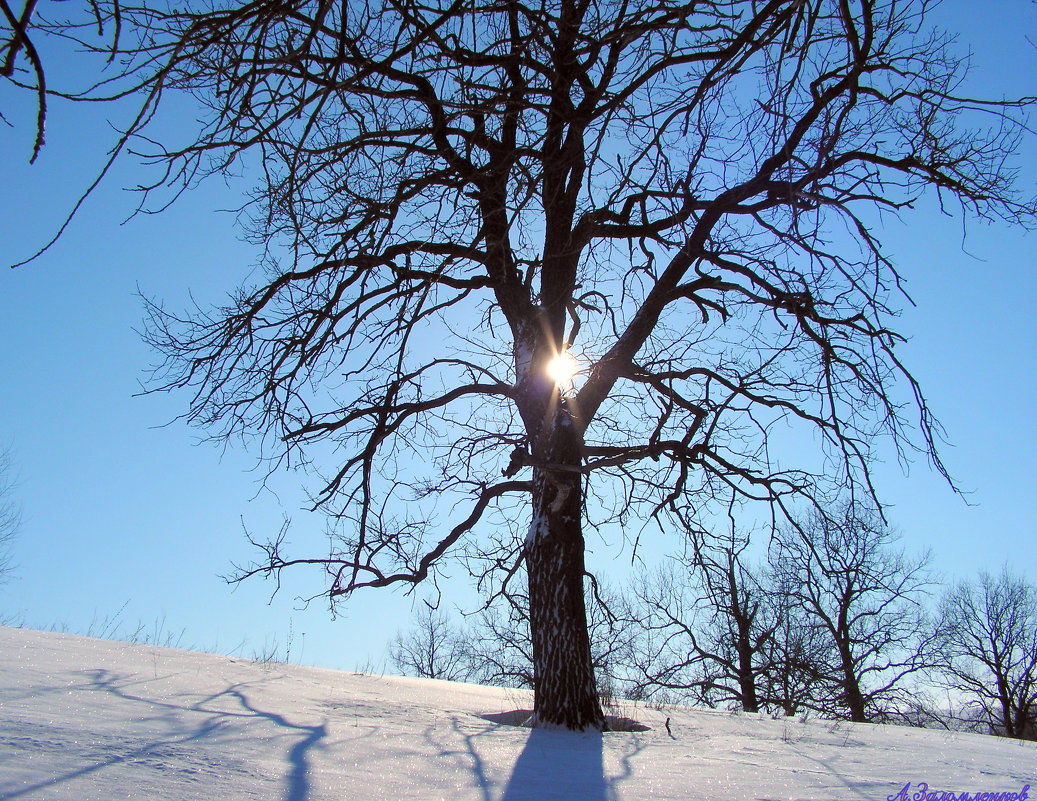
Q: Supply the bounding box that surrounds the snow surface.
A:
[1,626,1034,801]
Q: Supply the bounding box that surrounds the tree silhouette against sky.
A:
[4,0,1034,729]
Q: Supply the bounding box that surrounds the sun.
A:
[546,351,581,388]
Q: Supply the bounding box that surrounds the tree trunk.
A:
[524,405,605,731]
[838,642,867,722]
[735,639,760,713]
[996,676,1016,737]
[730,576,760,713]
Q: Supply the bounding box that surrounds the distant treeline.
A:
[390,503,1037,741]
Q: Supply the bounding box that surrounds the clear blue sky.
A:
[1,0,1034,671]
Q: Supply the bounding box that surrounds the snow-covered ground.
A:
[1,626,1033,800]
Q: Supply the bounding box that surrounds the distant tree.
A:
[0,447,18,585]
[627,563,709,705]
[630,530,779,712]
[771,504,933,722]
[10,0,1035,729]
[627,523,838,716]
[389,605,476,682]
[468,599,536,691]
[930,568,1037,740]
[757,564,829,717]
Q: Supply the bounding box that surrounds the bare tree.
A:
[759,563,828,717]
[630,530,780,712]
[771,504,933,722]
[930,568,1037,740]
[12,0,1035,728]
[627,524,838,715]
[687,531,778,713]
[389,605,477,682]
[627,563,709,706]
[468,599,537,691]
[0,447,18,586]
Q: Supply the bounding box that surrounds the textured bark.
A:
[838,641,868,722]
[735,635,761,713]
[524,402,605,731]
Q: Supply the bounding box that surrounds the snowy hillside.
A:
[1,626,1033,800]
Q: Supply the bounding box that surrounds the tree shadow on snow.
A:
[500,727,609,801]
[0,669,326,801]
[428,712,645,801]
[471,709,648,801]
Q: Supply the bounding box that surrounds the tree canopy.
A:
[4,0,1034,729]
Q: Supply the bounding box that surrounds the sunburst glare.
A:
[546,351,580,388]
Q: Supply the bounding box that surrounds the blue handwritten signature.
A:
[887,782,1031,801]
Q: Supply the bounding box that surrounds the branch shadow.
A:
[0,668,326,801]
[446,718,495,801]
[0,711,225,801]
[782,740,889,801]
[215,685,328,801]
